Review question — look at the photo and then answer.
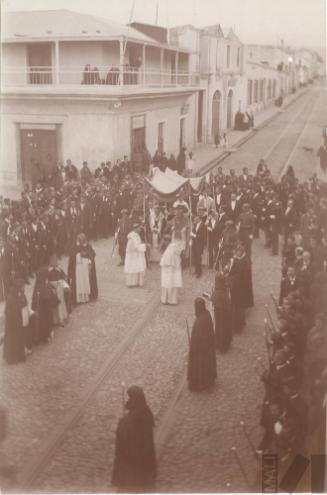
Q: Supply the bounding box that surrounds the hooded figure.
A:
[112,386,156,493]
[3,279,27,364]
[187,298,217,391]
[212,272,233,352]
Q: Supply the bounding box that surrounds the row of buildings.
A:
[0,9,325,187]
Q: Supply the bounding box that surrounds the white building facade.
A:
[1,10,200,187]
[171,24,245,144]
[1,10,324,188]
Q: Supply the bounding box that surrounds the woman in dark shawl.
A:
[68,233,98,305]
[112,385,156,493]
[187,297,217,391]
[212,271,233,353]
[32,267,59,344]
[3,279,27,364]
[228,243,252,333]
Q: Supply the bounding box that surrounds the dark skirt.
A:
[3,323,26,365]
[214,307,232,353]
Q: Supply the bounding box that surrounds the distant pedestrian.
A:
[317,143,327,174]
[222,132,228,149]
[112,386,156,493]
[214,132,220,149]
[187,297,217,391]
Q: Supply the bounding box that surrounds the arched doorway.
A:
[227,89,233,129]
[211,90,221,140]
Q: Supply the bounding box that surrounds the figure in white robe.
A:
[124,227,147,287]
[76,253,91,303]
[160,214,188,305]
[48,255,69,326]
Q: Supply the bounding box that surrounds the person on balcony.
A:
[81,64,91,85]
[92,67,101,85]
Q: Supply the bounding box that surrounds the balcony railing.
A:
[2,65,200,89]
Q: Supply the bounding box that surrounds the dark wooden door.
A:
[212,90,221,138]
[131,127,145,153]
[20,129,57,185]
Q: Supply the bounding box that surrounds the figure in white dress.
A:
[124,224,147,287]
[48,254,69,326]
[160,206,189,305]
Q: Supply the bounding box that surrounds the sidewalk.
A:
[193,87,309,175]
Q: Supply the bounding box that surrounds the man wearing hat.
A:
[115,209,131,266]
[237,203,256,258]
[124,224,147,287]
[173,193,189,213]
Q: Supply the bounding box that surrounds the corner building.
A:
[1,10,200,187]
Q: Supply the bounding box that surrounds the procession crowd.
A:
[109,153,327,492]
[1,139,327,491]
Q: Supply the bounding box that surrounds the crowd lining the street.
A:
[1,135,327,491]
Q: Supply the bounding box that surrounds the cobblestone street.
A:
[0,84,325,493]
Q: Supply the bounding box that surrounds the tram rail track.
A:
[153,88,322,463]
[18,293,160,489]
[199,88,318,180]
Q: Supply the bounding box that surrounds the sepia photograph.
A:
[0,0,326,493]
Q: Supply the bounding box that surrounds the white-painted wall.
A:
[2,43,27,85]
[0,93,197,185]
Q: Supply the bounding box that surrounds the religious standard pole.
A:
[188,182,193,273]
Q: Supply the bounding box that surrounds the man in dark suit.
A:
[264,192,282,255]
[115,209,131,266]
[237,203,256,258]
[65,159,78,181]
[238,167,252,189]
[279,266,303,305]
[282,198,299,243]
[216,205,228,244]
[206,210,219,269]
[215,184,230,210]
[226,193,240,222]
[190,216,206,277]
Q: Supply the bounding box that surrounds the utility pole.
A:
[155,0,159,24]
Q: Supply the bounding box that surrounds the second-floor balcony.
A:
[1,65,200,96]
